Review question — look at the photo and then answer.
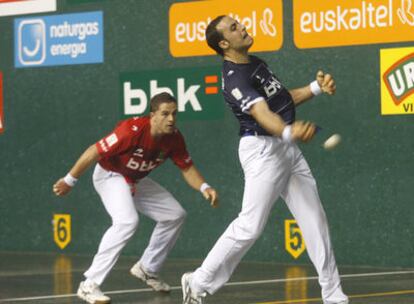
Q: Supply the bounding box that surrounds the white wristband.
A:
[310,80,322,96]
[200,182,210,193]
[64,173,78,187]
[282,125,293,143]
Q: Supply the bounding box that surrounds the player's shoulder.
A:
[117,116,149,134]
[223,63,248,90]
[171,128,185,140]
[168,128,186,145]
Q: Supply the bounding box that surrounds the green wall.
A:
[0,0,413,268]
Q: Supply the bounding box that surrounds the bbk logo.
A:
[120,67,223,120]
[380,46,414,115]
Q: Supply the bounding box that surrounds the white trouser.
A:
[192,136,348,304]
[84,164,187,285]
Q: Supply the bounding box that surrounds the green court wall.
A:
[0,0,413,268]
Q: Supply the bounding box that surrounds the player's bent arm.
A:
[250,100,286,137]
[289,86,314,106]
[53,144,100,196]
[67,144,100,179]
[180,165,218,208]
[250,100,316,143]
[289,70,336,106]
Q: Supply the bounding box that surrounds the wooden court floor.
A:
[0,252,413,304]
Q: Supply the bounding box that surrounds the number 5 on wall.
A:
[285,219,306,259]
[53,214,71,250]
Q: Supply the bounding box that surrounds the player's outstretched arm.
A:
[181,165,218,208]
[53,144,100,196]
[289,70,336,106]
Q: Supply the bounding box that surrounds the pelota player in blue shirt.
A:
[181,15,349,304]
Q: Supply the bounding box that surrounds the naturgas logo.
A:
[381,46,414,115]
[169,0,283,57]
[294,0,414,49]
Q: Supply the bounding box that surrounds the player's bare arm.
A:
[250,99,286,136]
[181,165,219,208]
[53,144,100,196]
[289,70,336,106]
[250,100,316,142]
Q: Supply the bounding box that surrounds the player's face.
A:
[151,102,177,135]
[217,16,253,52]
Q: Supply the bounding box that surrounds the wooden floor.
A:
[0,252,413,304]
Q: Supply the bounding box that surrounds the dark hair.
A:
[206,15,226,56]
[150,92,177,112]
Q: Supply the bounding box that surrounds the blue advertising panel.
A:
[14,11,103,68]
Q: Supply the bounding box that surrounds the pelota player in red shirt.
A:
[53,92,218,304]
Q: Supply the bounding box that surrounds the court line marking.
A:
[254,289,414,304]
[1,269,413,302]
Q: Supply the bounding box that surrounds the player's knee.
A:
[244,227,263,240]
[173,208,187,223]
[160,208,187,225]
[112,215,139,235]
[234,219,264,241]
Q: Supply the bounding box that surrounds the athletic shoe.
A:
[181,272,206,304]
[77,280,111,304]
[130,261,171,292]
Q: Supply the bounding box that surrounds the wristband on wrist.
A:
[200,182,210,193]
[282,125,293,143]
[310,80,322,96]
[64,173,78,187]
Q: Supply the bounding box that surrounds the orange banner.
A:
[169,0,283,57]
[294,0,414,49]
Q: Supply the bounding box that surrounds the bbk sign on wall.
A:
[120,67,223,120]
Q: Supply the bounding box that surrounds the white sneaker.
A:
[181,272,206,304]
[77,280,111,304]
[130,261,171,292]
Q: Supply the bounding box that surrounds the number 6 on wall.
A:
[53,214,71,250]
[285,219,306,259]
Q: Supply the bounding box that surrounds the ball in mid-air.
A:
[323,134,341,150]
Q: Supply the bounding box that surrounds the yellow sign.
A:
[53,214,71,250]
[381,46,414,115]
[169,0,283,57]
[294,0,414,49]
[285,219,306,259]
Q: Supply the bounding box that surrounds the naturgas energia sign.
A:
[294,0,414,49]
[169,0,283,57]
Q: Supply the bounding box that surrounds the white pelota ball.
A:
[323,134,341,150]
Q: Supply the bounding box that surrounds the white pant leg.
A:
[192,136,291,295]
[281,146,348,304]
[84,164,139,285]
[134,177,187,274]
